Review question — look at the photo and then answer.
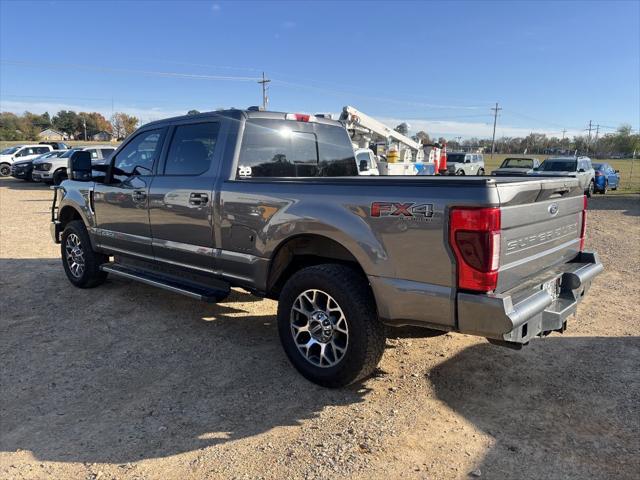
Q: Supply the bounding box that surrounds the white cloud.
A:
[0,100,186,125]
[378,117,583,139]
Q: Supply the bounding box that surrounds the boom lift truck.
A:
[339,106,445,175]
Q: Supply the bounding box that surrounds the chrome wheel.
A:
[290,289,349,368]
[65,233,85,278]
[0,164,10,177]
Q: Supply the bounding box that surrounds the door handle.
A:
[132,190,147,201]
[189,193,209,206]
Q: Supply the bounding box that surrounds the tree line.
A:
[0,110,139,141]
[403,124,639,158]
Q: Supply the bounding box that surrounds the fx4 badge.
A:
[371,202,434,219]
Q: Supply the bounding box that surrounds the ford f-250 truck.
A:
[50,109,603,387]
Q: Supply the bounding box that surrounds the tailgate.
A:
[496,178,584,293]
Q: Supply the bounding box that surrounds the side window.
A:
[317,123,358,176]
[35,147,49,154]
[86,149,99,159]
[164,122,219,176]
[112,129,164,183]
[100,148,115,159]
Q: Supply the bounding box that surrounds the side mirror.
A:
[359,159,369,172]
[68,151,93,181]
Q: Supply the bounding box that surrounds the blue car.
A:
[593,162,620,194]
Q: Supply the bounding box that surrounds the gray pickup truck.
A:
[50,109,603,387]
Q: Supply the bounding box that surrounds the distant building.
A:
[91,131,113,142]
[38,128,67,141]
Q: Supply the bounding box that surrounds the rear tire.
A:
[277,264,386,388]
[586,181,594,198]
[600,181,608,194]
[61,220,108,288]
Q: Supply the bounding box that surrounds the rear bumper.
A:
[372,251,603,345]
[457,251,603,343]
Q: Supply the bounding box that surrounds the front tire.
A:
[0,163,10,177]
[477,168,485,176]
[61,220,108,288]
[277,264,386,388]
[53,169,68,186]
[456,170,465,176]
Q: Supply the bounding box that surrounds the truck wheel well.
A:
[58,206,82,229]
[267,235,365,298]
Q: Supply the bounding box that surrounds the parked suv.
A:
[50,109,602,387]
[32,145,115,185]
[534,156,595,197]
[0,144,53,177]
[446,152,484,175]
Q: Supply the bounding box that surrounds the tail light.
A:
[579,195,587,250]
[285,113,315,122]
[449,207,501,292]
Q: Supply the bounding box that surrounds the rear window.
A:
[539,160,577,172]
[502,158,534,168]
[447,153,466,163]
[237,119,357,178]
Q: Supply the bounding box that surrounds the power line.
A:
[0,60,261,82]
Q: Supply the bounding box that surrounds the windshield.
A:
[60,149,80,158]
[1,147,20,155]
[447,153,466,163]
[539,159,577,172]
[501,158,534,168]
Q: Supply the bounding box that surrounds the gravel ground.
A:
[1,178,638,480]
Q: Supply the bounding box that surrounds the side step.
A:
[101,263,230,302]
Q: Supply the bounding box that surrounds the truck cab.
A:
[354,148,380,175]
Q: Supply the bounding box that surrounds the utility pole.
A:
[586,120,593,153]
[258,72,271,110]
[561,128,567,140]
[83,117,87,142]
[490,102,501,161]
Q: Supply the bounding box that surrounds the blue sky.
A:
[1,0,638,139]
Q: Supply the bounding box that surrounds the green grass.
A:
[484,154,640,194]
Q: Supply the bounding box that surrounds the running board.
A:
[101,263,229,302]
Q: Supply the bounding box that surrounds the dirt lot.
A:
[1,178,638,480]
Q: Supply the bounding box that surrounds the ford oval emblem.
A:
[548,203,559,216]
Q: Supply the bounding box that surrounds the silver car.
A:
[533,156,596,197]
